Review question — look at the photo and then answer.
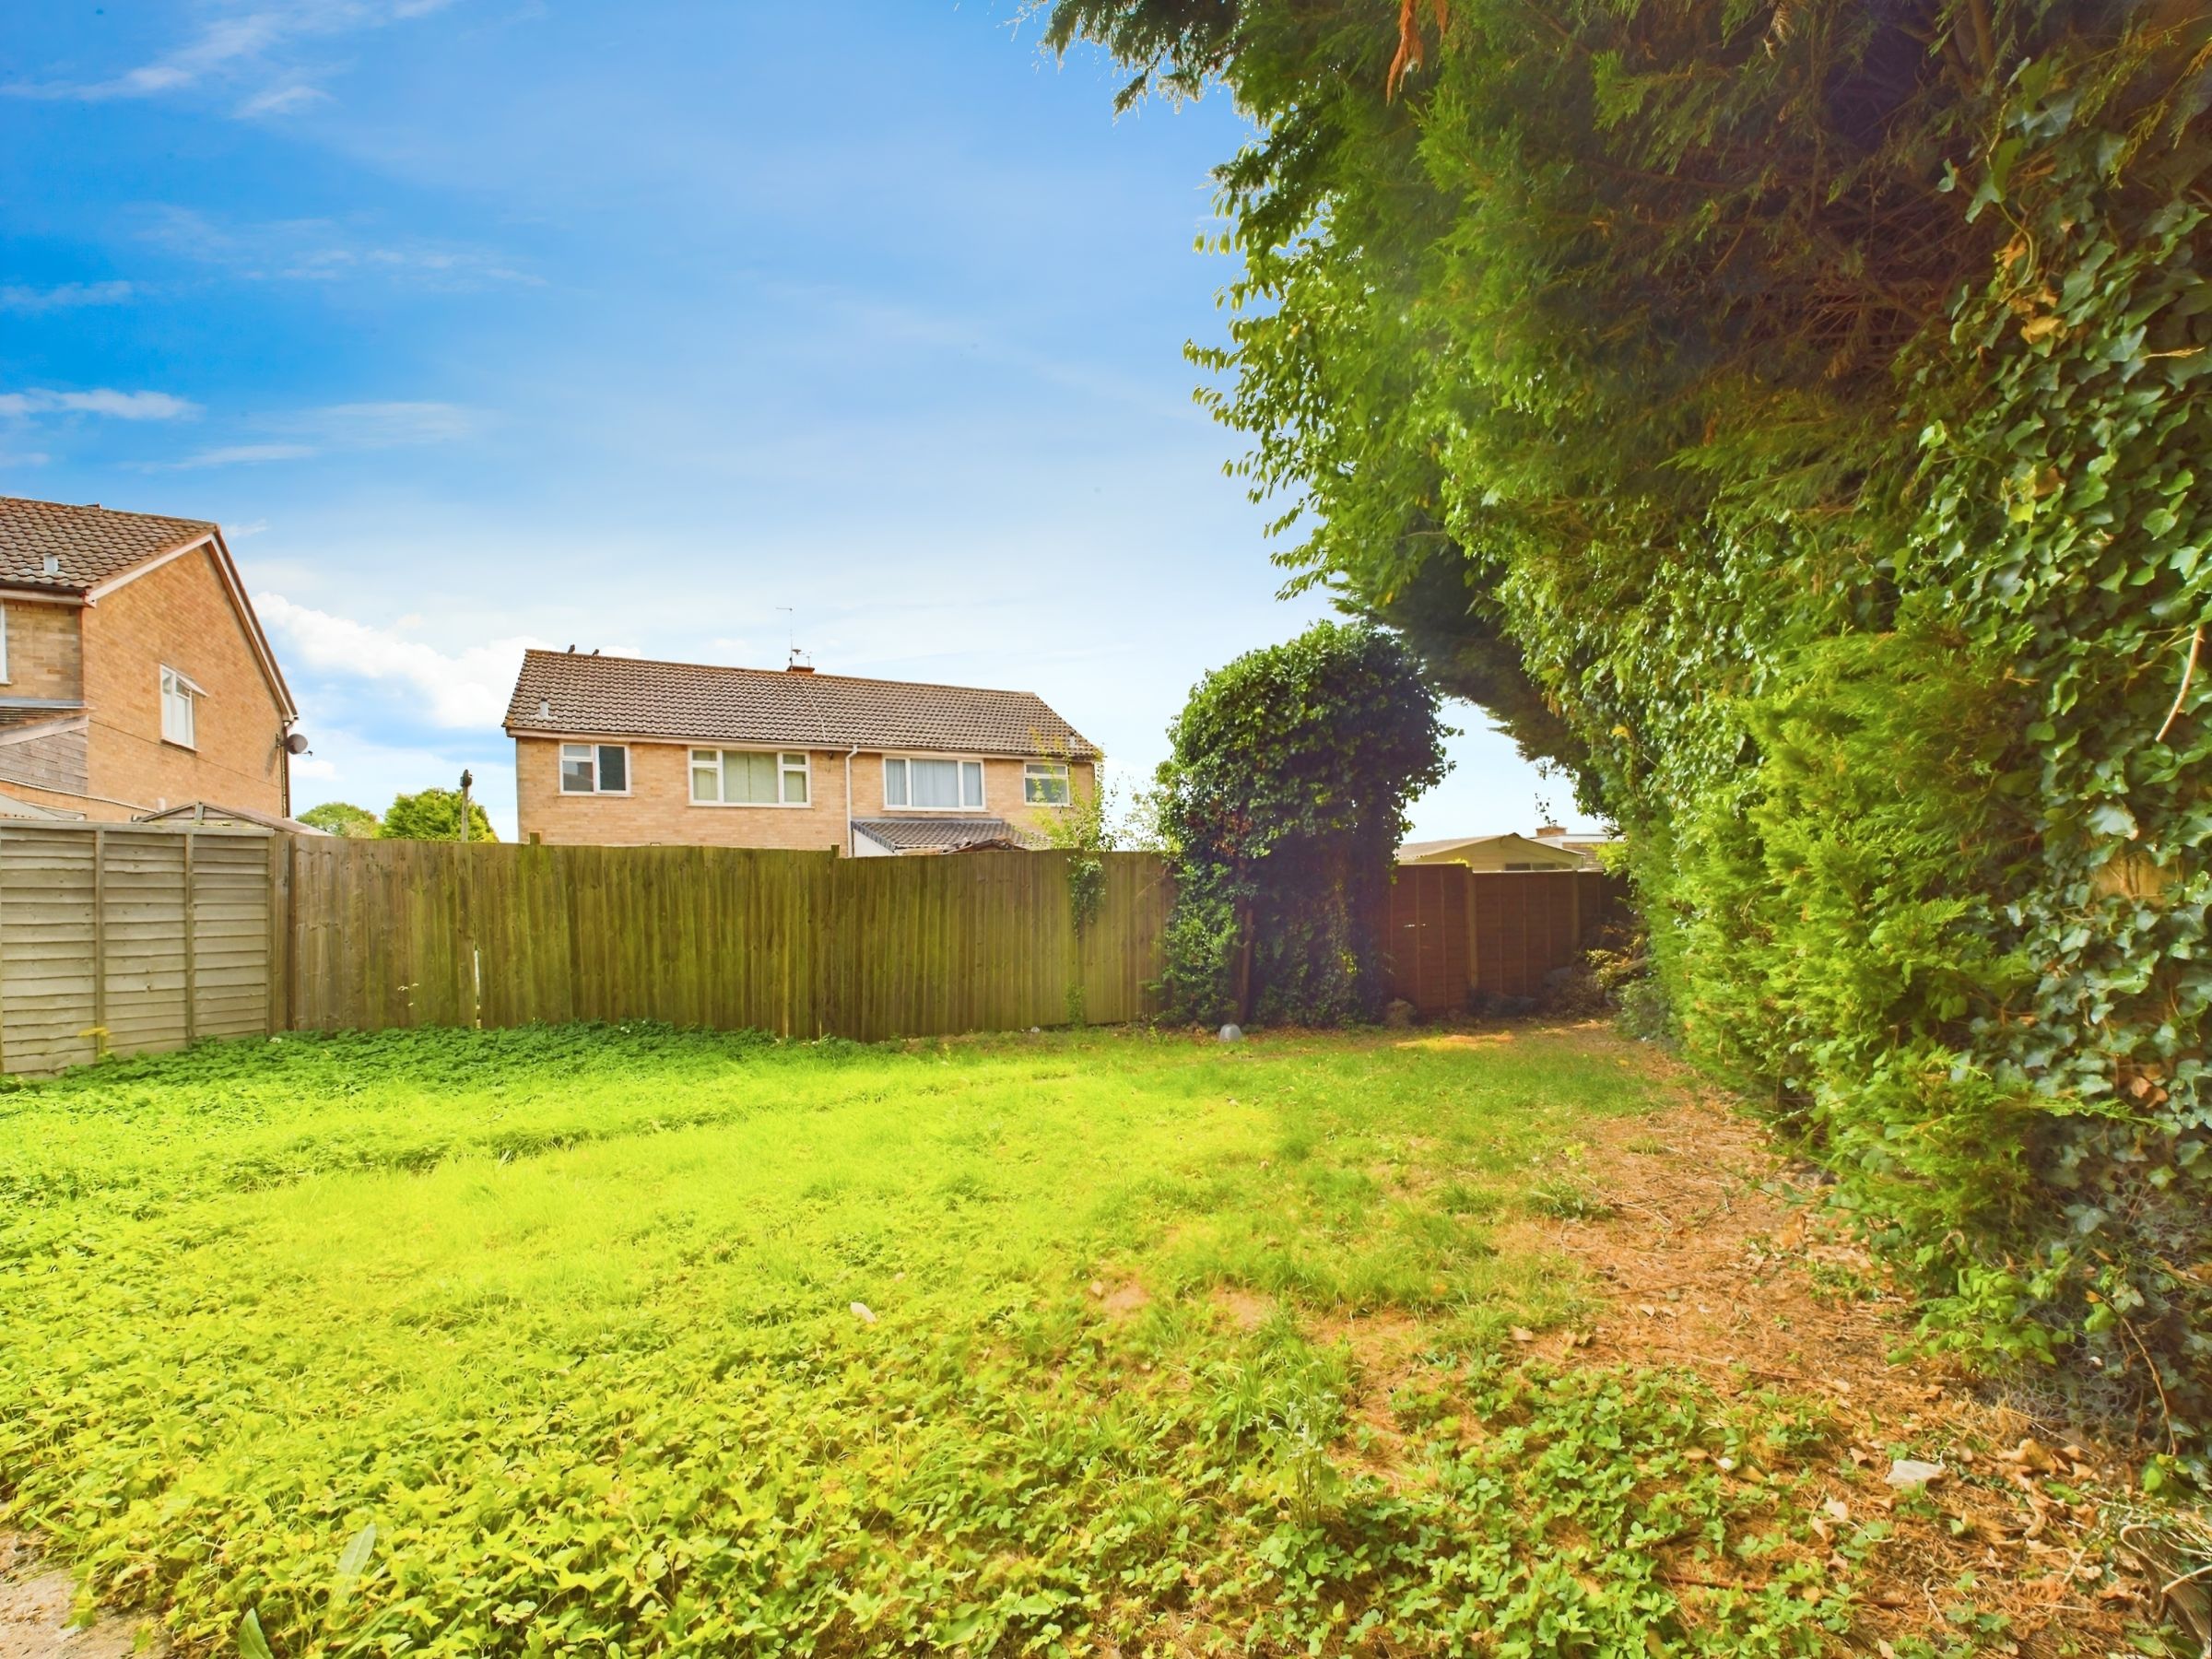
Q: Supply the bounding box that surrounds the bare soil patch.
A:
[0,1535,160,1659]
[1478,1025,2151,1654]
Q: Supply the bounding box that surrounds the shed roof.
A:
[852,817,1041,853]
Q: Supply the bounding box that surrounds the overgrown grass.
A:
[1,1023,1887,1654]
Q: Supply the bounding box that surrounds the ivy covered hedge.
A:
[1053,0,2212,1456]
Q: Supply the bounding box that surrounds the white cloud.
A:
[144,442,319,471]
[289,753,340,781]
[305,401,477,446]
[0,281,135,312]
[139,206,537,289]
[257,594,545,730]
[0,389,198,420]
[5,2,458,109]
[136,402,476,470]
[236,83,329,117]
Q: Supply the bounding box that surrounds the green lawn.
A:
[0,1024,1875,1656]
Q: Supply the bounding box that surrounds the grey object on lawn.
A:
[1218,1024,1243,1042]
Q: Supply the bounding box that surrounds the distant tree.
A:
[297,801,380,839]
[379,788,496,842]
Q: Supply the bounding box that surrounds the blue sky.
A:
[1,0,1588,841]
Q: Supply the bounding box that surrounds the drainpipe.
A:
[843,746,861,856]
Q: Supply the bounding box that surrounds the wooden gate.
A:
[1384,864,1474,1013]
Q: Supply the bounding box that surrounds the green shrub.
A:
[1152,622,1448,1026]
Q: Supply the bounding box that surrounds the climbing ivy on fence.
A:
[1153,623,1448,1027]
[1052,0,2212,1460]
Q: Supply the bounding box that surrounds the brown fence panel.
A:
[281,840,1172,1043]
[1382,865,1634,1015]
[1383,864,1472,1014]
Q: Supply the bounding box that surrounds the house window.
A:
[690,748,808,806]
[559,742,629,794]
[1023,762,1071,806]
[159,666,196,748]
[883,756,982,811]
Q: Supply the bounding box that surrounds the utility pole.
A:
[459,769,474,844]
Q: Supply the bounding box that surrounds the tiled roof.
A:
[852,818,1040,853]
[0,497,217,594]
[505,650,1100,760]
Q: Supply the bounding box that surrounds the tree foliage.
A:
[1154,622,1448,1026]
[379,788,496,843]
[297,801,380,839]
[1054,0,2212,1452]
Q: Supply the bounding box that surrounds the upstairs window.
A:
[559,742,629,794]
[1023,762,1071,806]
[884,756,982,810]
[159,666,196,748]
[691,748,808,806]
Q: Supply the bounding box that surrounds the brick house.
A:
[0,498,300,822]
[502,649,1099,853]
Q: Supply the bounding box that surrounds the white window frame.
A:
[1022,761,1072,806]
[559,742,631,795]
[882,755,984,813]
[159,665,197,749]
[688,747,811,808]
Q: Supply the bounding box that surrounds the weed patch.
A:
[0,1022,2162,1653]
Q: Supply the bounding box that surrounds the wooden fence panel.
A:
[0,824,272,1074]
[194,834,273,1040]
[1382,864,1634,1014]
[0,830,1656,1067]
[1385,865,1473,1014]
[276,841,1171,1043]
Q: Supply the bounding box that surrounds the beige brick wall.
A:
[514,737,1097,851]
[848,752,1096,843]
[516,738,851,849]
[80,547,291,817]
[0,598,84,702]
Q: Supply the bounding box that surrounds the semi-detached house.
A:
[502,649,1100,854]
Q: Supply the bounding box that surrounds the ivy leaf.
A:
[2087,803,2139,841]
[238,1609,276,1659]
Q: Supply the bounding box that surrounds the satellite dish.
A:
[283,731,311,755]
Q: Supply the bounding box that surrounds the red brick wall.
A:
[79,546,290,816]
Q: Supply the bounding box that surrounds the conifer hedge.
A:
[1053,0,2212,1459]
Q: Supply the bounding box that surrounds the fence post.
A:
[182,831,197,1045]
[90,828,106,1057]
[266,834,294,1035]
